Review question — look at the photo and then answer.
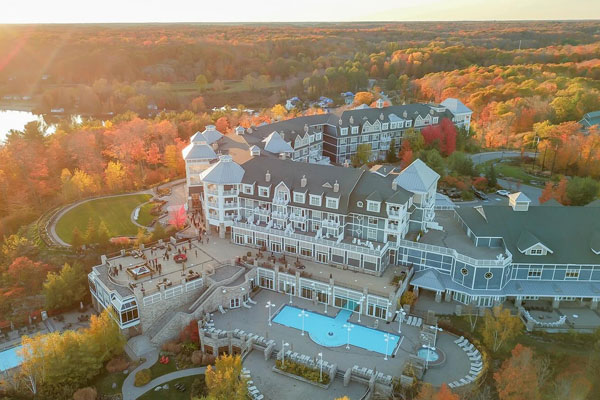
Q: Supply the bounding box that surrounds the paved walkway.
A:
[469,151,534,165]
[121,347,159,400]
[123,366,206,400]
[47,179,185,247]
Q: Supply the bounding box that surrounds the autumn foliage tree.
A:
[494,344,541,400]
[421,118,457,156]
[204,354,246,400]
[7,257,54,293]
[481,305,523,352]
[415,383,460,400]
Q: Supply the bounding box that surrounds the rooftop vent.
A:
[392,181,398,190]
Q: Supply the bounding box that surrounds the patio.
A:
[209,289,472,386]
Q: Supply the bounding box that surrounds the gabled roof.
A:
[411,269,446,292]
[440,98,472,115]
[199,155,245,184]
[517,230,552,254]
[182,143,217,161]
[262,131,294,154]
[393,159,440,193]
[508,192,530,203]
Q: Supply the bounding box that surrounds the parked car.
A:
[472,187,488,200]
[496,189,511,197]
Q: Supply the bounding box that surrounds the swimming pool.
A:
[0,345,23,371]
[272,305,400,355]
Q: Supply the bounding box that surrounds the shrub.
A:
[400,290,417,307]
[134,369,152,387]
[181,341,199,355]
[190,376,208,397]
[275,359,330,384]
[73,387,97,400]
[161,341,182,354]
[473,176,488,191]
[191,350,203,365]
[106,356,130,373]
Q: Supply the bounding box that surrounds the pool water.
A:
[417,347,439,362]
[0,345,23,371]
[272,305,400,355]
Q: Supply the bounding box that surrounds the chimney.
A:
[392,181,397,190]
[333,180,339,193]
[301,175,307,188]
[265,170,271,182]
[343,159,350,168]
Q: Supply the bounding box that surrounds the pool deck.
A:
[210,289,472,386]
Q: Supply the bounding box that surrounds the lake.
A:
[0,109,84,142]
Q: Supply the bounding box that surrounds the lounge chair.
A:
[449,382,457,389]
[459,378,468,385]
[467,349,480,357]
[416,317,423,327]
[471,361,483,368]
[463,343,475,352]
[454,336,465,344]
[254,395,264,400]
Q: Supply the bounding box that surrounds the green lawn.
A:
[476,160,550,187]
[150,358,178,378]
[136,201,157,227]
[55,194,152,243]
[138,374,205,400]
[93,370,128,396]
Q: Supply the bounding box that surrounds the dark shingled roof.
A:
[238,157,411,217]
[516,230,548,253]
[456,205,600,265]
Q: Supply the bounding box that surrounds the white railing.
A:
[223,202,238,209]
[222,190,238,196]
[272,211,288,220]
[207,202,218,208]
[254,207,270,216]
[233,221,386,257]
[394,239,512,267]
[206,189,219,195]
[289,214,306,223]
[273,197,289,206]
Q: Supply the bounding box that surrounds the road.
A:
[469,151,535,165]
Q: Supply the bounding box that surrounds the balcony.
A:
[206,188,219,195]
[386,222,401,231]
[289,214,307,223]
[207,201,218,208]
[272,211,289,220]
[254,207,270,216]
[223,202,238,209]
[273,196,289,206]
[388,209,402,220]
[321,219,340,229]
[222,189,238,197]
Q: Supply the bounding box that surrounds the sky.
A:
[1,0,598,23]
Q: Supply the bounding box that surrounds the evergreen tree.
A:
[71,227,83,249]
[84,218,98,245]
[486,164,498,187]
[97,221,110,246]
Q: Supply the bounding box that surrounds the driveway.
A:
[470,151,534,165]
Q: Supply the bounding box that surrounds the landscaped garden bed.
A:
[273,359,330,388]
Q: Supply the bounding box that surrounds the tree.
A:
[7,257,53,293]
[386,139,398,163]
[84,217,98,245]
[539,178,569,205]
[169,205,187,230]
[494,344,540,400]
[204,354,246,400]
[191,96,206,113]
[485,164,497,187]
[416,383,459,400]
[195,75,208,91]
[43,263,88,311]
[353,92,374,106]
[448,151,474,176]
[271,104,287,120]
[97,221,111,245]
[352,144,372,166]
[71,227,83,249]
[421,149,445,177]
[104,161,127,191]
[215,117,229,134]
[566,177,599,206]
[480,305,522,352]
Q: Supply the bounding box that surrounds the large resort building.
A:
[88,98,600,341]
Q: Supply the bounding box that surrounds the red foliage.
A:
[7,257,54,293]
[421,118,456,156]
[215,117,230,134]
[472,176,488,191]
[179,319,199,344]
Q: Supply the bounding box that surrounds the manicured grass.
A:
[138,374,204,400]
[93,370,128,396]
[476,160,550,187]
[55,194,152,243]
[136,201,157,227]
[150,358,178,378]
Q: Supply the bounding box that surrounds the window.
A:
[242,184,253,195]
[341,128,348,136]
[433,117,439,124]
[258,186,269,197]
[406,121,412,127]
[309,195,322,207]
[529,248,543,255]
[351,126,358,134]
[293,192,305,203]
[326,197,338,209]
[368,217,377,226]
[367,228,377,241]
[356,201,363,208]
[367,201,380,213]
[382,123,389,130]
[566,269,579,278]
[484,272,493,280]
[316,132,322,140]
[461,268,469,276]
[528,268,542,278]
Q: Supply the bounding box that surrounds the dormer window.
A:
[433,117,439,124]
[258,186,269,197]
[367,201,380,213]
[293,192,305,203]
[326,197,338,209]
[406,121,412,128]
[309,194,322,207]
[341,128,348,136]
[351,126,358,134]
[382,123,389,130]
[242,184,254,195]
[529,249,543,255]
